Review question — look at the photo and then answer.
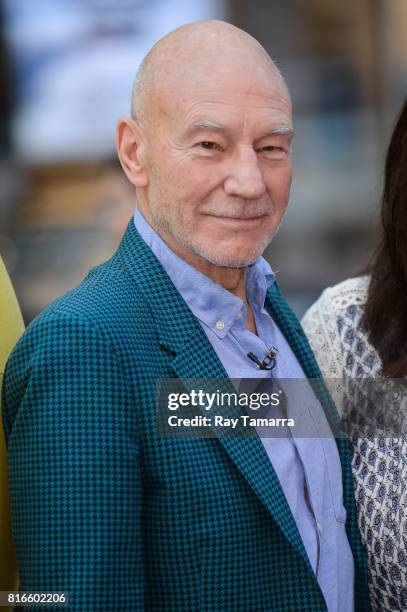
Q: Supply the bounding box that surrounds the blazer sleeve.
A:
[2,313,144,611]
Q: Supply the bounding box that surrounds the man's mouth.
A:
[205,213,267,224]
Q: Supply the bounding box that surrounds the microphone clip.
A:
[247,346,279,371]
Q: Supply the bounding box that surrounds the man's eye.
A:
[260,146,287,157]
[199,141,219,150]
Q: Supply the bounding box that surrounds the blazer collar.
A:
[117,219,208,352]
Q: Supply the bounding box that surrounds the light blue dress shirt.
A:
[134,208,354,611]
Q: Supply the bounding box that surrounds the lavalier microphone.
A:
[247,346,278,371]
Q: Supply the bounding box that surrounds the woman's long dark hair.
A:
[362,100,407,377]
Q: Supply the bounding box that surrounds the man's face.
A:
[141,65,293,268]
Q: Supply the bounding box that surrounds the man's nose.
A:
[223,147,267,200]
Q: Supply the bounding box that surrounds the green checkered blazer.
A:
[2,220,370,611]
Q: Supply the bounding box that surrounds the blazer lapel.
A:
[264,283,323,379]
[117,220,312,571]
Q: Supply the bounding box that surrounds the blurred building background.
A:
[0,0,406,322]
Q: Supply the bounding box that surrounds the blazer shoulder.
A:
[6,254,157,382]
[31,254,152,332]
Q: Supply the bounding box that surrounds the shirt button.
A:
[317,522,323,536]
[215,320,225,331]
[236,312,242,320]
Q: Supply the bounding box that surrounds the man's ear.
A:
[116,117,149,188]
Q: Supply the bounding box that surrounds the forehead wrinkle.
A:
[181,85,292,119]
[183,100,292,137]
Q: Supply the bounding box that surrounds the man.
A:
[2,21,369,611]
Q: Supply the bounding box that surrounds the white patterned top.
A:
[302,276,407,611]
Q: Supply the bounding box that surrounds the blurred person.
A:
[2,21,370,611]
[302,99,407,611]
[0,256,24,600]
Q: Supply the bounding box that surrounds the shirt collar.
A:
[133,207,276,338]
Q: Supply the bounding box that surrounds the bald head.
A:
[131,20,289,125]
